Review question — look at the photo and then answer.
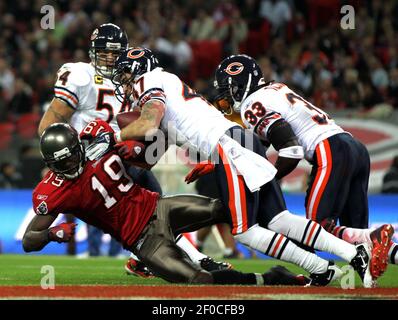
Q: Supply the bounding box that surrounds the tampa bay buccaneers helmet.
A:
[112,47,159,102]
[89,23,128,78]
[40,123,85,180]
[214,54,264,114]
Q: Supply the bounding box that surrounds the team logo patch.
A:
[94,75,103,84]
[91,28,99,41]
[36,201,48,215]
[225,62,244,75]
[127,48,145,59]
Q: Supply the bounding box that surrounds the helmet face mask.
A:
[89,24,128,79]
[214,54,263,114]
[40,124,86,180]
[112,47,159,103]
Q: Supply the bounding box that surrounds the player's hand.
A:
[85,132,116,161]
[115,140,146,161]
[80,119,114,142]
[185,161,215,184]
[48,223,77,243]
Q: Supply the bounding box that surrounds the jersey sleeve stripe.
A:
[54,96,77,110]
[54,86,79,102]
[138,88,166,107]
[54,90,78,108]
[253,113,282,135]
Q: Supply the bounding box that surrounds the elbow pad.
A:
[278,146,304,159]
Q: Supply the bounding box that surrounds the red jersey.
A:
[32,151,159,249]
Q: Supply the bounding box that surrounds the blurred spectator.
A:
[339,69,363,109]
[381,156,398,194]
[216,8,248,55]
[0,162,23,189]
[259,0,292,35]
[8,78,33,115]
[0,58,15,102]
[188,9,216,41]
[154,18,192,75]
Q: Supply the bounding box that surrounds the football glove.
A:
[115,140,146,162]
[48,222,77,243]
[85,131,116,161]
[185,161,215,184]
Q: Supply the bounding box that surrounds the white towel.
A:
[218,135,277,192]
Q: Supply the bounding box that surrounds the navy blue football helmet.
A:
[89,23,128,78]
[112,47,159,102]
[214,54,264,114]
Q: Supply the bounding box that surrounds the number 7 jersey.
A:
[240,82,344,161]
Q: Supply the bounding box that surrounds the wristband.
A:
[114,131,122,143]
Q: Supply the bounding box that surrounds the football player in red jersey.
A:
[22,122,309,286]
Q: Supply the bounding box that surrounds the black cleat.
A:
[309,261,342,286]
[349,243,375,288]
[263,265,310,286]
[200,257,233,272]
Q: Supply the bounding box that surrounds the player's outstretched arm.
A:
[118,101,165,142]
[38,98,75,136]
[22,213,58,252]
[22,213,77,253]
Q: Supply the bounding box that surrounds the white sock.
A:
[389,243,398,264]
[176,234,207,264]
[268,211,357,262]
[234,224,329,274]
[340,227,372,245]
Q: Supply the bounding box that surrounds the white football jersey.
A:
[54,62,131,133]
[133,68,236,157]
[240,82,345,160]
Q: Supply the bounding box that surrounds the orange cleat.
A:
[125,258,155,278]
[369,224,394,278]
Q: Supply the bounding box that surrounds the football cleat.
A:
[308,261,343,286]
[369,224,394,278]
[263,265,311,286]
[200,257,233,272]
[125,258,155,278]
[350,243,375,288]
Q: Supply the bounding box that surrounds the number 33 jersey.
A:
[54,62,131,133]
[32,151,159,249]
[240,82,345,161]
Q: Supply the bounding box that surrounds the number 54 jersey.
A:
[54,62,131,133]
[32,151,159,249]
[240,82,344,161]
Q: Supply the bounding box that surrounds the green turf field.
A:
[0,254,397,287]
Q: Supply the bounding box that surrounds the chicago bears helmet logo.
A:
[225,62,244,75]
[127,48,145,59]
[90,28,99,41]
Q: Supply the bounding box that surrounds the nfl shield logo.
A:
[36,201,48,215]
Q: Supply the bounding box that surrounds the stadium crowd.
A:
[1,0,398,188]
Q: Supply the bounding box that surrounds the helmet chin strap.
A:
[231,73,252,113]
